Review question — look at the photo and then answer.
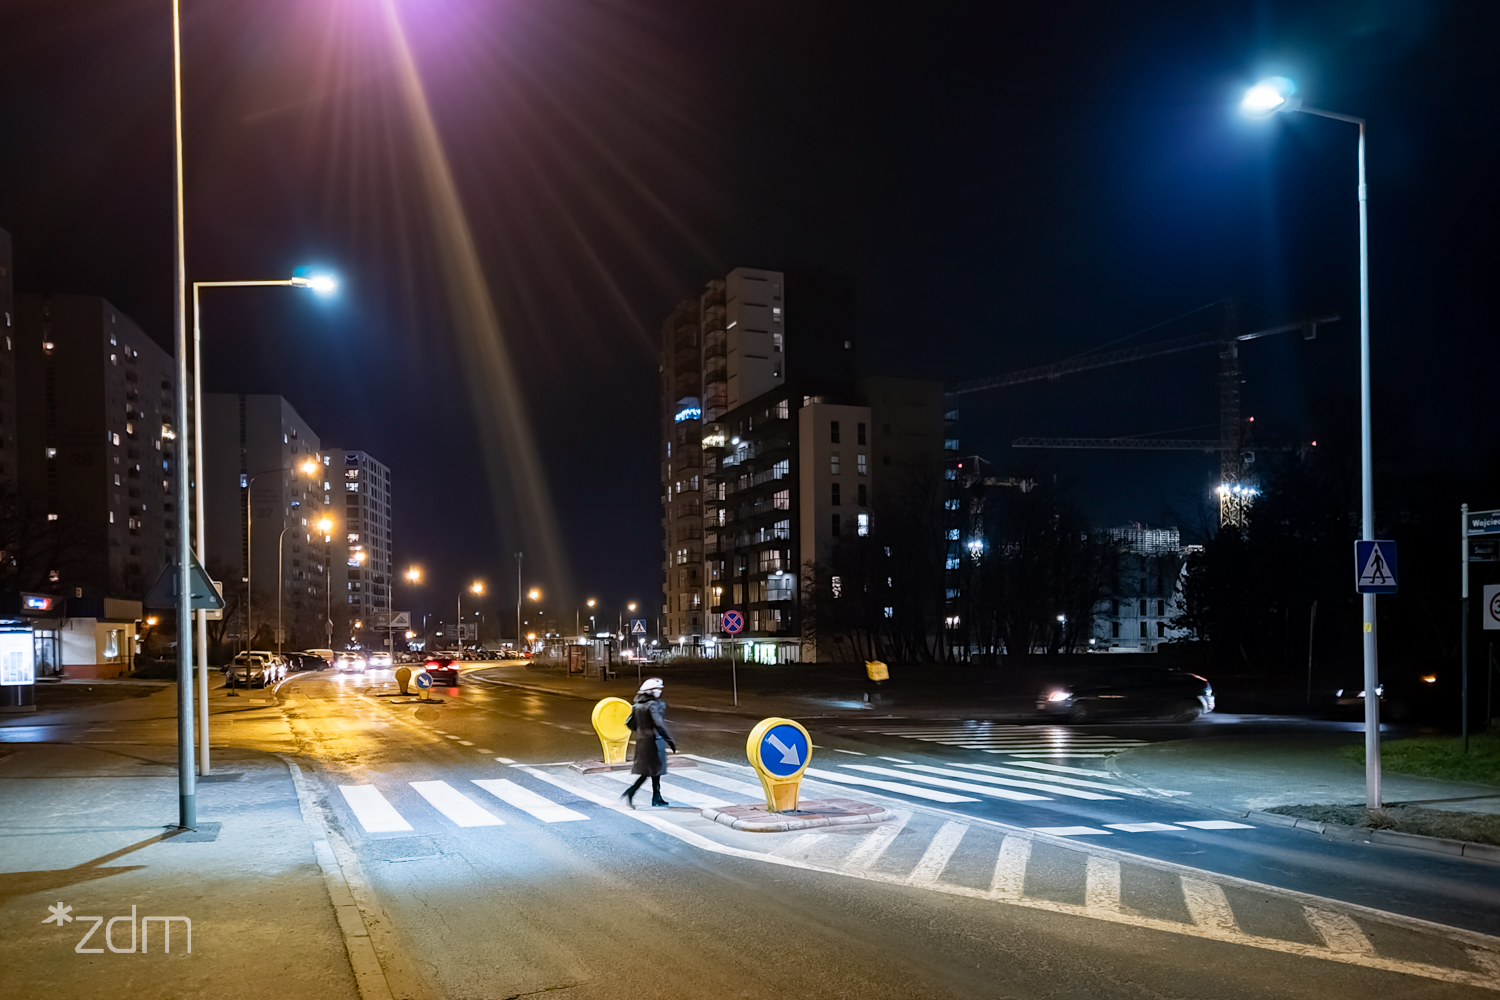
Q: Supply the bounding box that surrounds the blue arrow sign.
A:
[722,610,744,635]
[757,723,808,777]
[630,618,647,635]
[1354,540,1398,594]
[414,671,433,689]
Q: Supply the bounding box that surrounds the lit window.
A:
[947,528,960,540]
[346,482,360,492]
[831,575,842,598]
[773,489,790,510]
[347,533,359,543]
[884,607,894,619]
[45,447,56,459]
[47,513,58,521]
[773,519,790,539]
[109,511,114,523]
[857,513,870,537]
[944,468,956,480]
[773,460,789,479]
[946,588,960,600]
[945,439,960,451]
[945,555,960,570]
[857,454,867,476]
[112,433,121,446]
[830,454,840,475]
[945,499,960,510]
[125,422,133,435]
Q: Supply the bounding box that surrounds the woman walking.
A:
[622,677,676,808]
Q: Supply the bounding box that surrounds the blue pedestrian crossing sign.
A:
[1354,540,1398,594]
[630,618,647,636]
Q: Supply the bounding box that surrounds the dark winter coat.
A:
[629,694,674,776]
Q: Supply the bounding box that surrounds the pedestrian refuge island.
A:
[569,697,697,774]
[700,716,895,832]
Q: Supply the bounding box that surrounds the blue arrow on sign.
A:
[415,671,433,689]
[722,610,744,635]
[1354,540,1398,594]
[758,723,808,778]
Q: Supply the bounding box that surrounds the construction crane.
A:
[950,300,1339,527]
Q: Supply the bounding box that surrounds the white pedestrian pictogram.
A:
[1357,543,1392,588]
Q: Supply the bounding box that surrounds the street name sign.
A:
[1467,509,1500,536]
[1354,540,1398,594]
[722,610,744,635]
[746,717,812,812]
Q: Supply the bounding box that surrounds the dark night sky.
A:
[0,0,1495,629]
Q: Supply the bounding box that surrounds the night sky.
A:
[0,0,1494,630]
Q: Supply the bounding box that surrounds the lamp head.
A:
[587,598,596,608]
[471,581,484,595]
[628,602,637,612]
[1241,77,1300,117]
[291,273,339,294]
[317,517,333,533]
[406,567,422,583]
[299,459,320,475]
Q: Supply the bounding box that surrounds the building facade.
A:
[327,448,393,650]
[0,228,17,489]
[15,294,179,600]
[661,266,946,662]
[202,393,329,651]
[1092,526,1194,652]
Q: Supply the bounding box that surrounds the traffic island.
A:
[700,798,895,832]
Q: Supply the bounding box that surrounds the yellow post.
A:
[395,665,411,695]
[591,697,634,764]
[746,717,812,812]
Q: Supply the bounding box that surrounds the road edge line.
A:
[278,754,404,1000]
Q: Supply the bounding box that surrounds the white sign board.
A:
[1485,584,1500,631]
[0,631,36,686]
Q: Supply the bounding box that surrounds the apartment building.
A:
[1092,525,1194,652]
[0,228,16,488]
[15,294,179,599]
[326,448,393,647]
[202,393,330,650]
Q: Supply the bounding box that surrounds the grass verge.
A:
[1338,731,1500,785]
[1266,803,1500,848]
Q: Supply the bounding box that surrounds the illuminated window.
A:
[831,575,842,598]
[884,607,894,619]
[857,454,867,476]
[945,555,960,570]
[45,447,56,459]
[111,433,120,446]
[945,499,959,510]
[830,454,840,475]
[857,513,870,537]
[347,533,359,543]
[47,513,58,521]
[947,528,959,540]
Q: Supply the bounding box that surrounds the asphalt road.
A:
[242,663,1500,998]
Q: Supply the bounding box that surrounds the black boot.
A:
[621,788,637,810]
[651,793,669,807]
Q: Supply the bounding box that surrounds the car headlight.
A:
[1046,690,1072,703]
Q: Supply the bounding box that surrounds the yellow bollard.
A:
[746,717,812,812]
[395,666,411,695]
[591,697,634,764]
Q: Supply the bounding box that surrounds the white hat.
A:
[639,677,664,695]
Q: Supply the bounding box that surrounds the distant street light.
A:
[1241,77,1381,808]
[459,580,484,651]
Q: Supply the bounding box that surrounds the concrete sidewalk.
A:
[469,661,1040,721]
[1111,732,1500,816]
[0,741,360,1000]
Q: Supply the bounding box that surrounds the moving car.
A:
[285,652,325,672]
[303,649,335,669]
[1037,667,1214,722]
[335,652,368,673]
[369,652,393,668]
[422,655,459,686]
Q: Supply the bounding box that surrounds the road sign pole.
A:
[1463,504,1470,754]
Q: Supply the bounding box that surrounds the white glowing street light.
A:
[1241,76,1380,807]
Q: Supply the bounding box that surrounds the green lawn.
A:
[1339,731,1500,785]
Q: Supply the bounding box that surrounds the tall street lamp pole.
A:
[1243,78,1379,806]
[400,567,423,664]
[191,277,334,775]
[169,0,194,829]
[459,581,484,652]
[514,551,522,651]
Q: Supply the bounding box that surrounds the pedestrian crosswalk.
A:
[334,757,1217,837]
[860,723,1151,757]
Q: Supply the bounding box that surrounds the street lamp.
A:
[578,597,596,637]
[459,580,484,652]
[1241,77,1380,808]
[392,566,422,665]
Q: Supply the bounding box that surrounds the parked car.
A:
[335,652,368,673]
[1037,667,1214,722]
[422,655,459,686]
[284,652,324,672]
[303,649,335,669]
[227,653,276,688]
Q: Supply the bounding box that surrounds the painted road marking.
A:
[1001,760,1117,778]
[899,763,1122,800]
[1031,826,1111,836]
[841,763,1050,802]
[598,770,732,809]
[1085,855,1121,912]
[1106,822,1185,833]
[1182,877,1238,933]
[803,767,980,804]
[1177,820,1255,830]
[339,785,414,833]
[670,769,767,798]
[844,814,910,870]
[409,781,506,827]
[991,835,1031,899]
[1304,907,1376,955]
[472,778,589,822]
[908,821,968,885]
[950,761,1150,796]
[773,833,829,859]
